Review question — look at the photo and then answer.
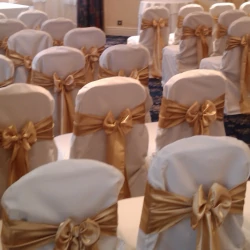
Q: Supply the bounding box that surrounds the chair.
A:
[0,55,14,87]
[64,27,106,83]
[0,83,57,217]
[162,12,213,84]
[0,13,7,19]
[117,136,250,250]
[31,46,86,135]
[63,0,77,23]
[240,2,250,15]
[7,29,53,83]
[54,77,150,198]
[0,19,26,55]
[99,44,153,122]
[41,18,76,46]
[1,159,124,249]
[17,9,48,29]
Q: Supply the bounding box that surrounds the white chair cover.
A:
[7,29,53,83]
[0,83,57,217]
[240,2,250,15]
[0,12,7,19]
[0,19,26,55]
[162,11,213,84]
[17,10,48,29]
[32,46,86,135]
[0,55,14,85]
[157,69,226,151]
[1,159,124,249]
[221,16,250,115]
[55,77,149,197]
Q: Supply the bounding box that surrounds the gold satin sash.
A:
[81,46,105,84]
[53,39,63,46]
[212,15,219,24]
[177,15,184,29]
[1,203,117,250]
[6,50,33,83]
[31,69,86,134]
[73,103,146,199]
[0,116,54,186]
[216,23,227,39]
[140,181,246,250]
[182,25,212,64]
[0,37,8,53]
[98,66,149,87]
[0,77,14,88]
[158,95,224,135]
[141,18,168,79]
[226,35,250,114]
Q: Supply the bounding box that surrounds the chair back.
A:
[0,55,14,87]
[240,2,250,15]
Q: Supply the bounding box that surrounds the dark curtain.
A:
[77,0,104,29]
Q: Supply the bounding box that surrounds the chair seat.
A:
[127,36,139,45]
[199,56,222,71]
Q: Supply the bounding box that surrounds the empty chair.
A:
[0,84,57,217]
[17,9,48,29]
[41,18,76,46]
[0,13,7,19]
[118,136,250,249]
[54,77,150,198]
[64,27,106,83]
[1,159,124,249]
[6,29,53,83]
[0,55,14,87]
[240,2,250,15]
[0,19,26,55]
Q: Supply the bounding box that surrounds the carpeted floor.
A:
[106,35,162,122]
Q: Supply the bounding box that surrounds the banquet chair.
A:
[17,9,48,29]
[31,46,86,135]
[200,9,246,71]
[117,136,250,250]
[162,12,213,84]
[63,0,77,23]
[240,1,250,15]
[64,27,106,83]
[41,18,76,46]
[0,83,57,218]
[7,29,53,83]
[99,44,153,122]
[54,77,150,198]
[0,55,14,88]
[0,13,6,19]
[1,159,124,249]
[0,19,26,55]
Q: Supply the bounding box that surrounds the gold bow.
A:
[141,18,168,78]
[216,23,227,39]
[0,77,14,88]
[0,116,53,186]
[31,69,86,134]
[0,37,8,53]
[2,203,118,250]
[73,103,146,199]
[140,182,246,250]
[182,25,212,64]
[177,15,184,29]
[226,35,250,114]
[53,39,63,46]
[158,95,224,135]
[81,46,105,84]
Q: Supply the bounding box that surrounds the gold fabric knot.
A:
[185,100,217,135]
[177,15,184,29]
[152,18,167,28]
[53,73,75,93]
[24,56,32,70]
[55,218,100,250]
[0,37,8,52]
[53,40,63,46]
[195,25,211,38]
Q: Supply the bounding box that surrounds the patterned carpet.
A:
[106,36,162,122]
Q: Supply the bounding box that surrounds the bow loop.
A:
[23,56,32,70]
[153,18,167,28]
[0,37,8,51]
[130,69,139,79]
[195,25,210,38]
[53,40,63,46]
[241,35,250,47]
[53,73,75,92]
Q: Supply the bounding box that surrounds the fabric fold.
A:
[0,37,8,53]
[216,23,227,39]
[0,77,14,88]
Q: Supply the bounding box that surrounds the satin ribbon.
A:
[73,103,145,199]
[1,203,118,250]
[98,66,149,87]
[0,77,14,88]
[0,116,53,186]
[6,49,33,83]
[226,35,250,114]
[212,15,219,24]
[81,46,105,83]
[140,182,246,250]
[141,18,168,78]
[216,23,227,39]
[31,69,86,134]
[177,15,184,29]
[182,25,212,64]
[0,37,8,53]
[53,40,63,46]
[158,95,224,135]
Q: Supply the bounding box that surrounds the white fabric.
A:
[220,16,250,115]
[17,9,48,29]
[157,69,226,151]
[8,29,53,83]
[0,55,14,83]
[55,77,149,197]
[0,19,26,55]
[145,122,157,165]
[0,83,57,217]
[0,2,29,18]
[162,11,213,83]
[0,12,6,19]
[240,2,250,15]
[41,18,76,42]
[199,55,222,70]
[127,35,140,45]
[32,46,86,135]
[1,159,124,249]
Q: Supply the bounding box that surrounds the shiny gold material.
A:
[53,40,63,46]
[0,77,14,88]
[0,37,8,53]
[216,23,228,39]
